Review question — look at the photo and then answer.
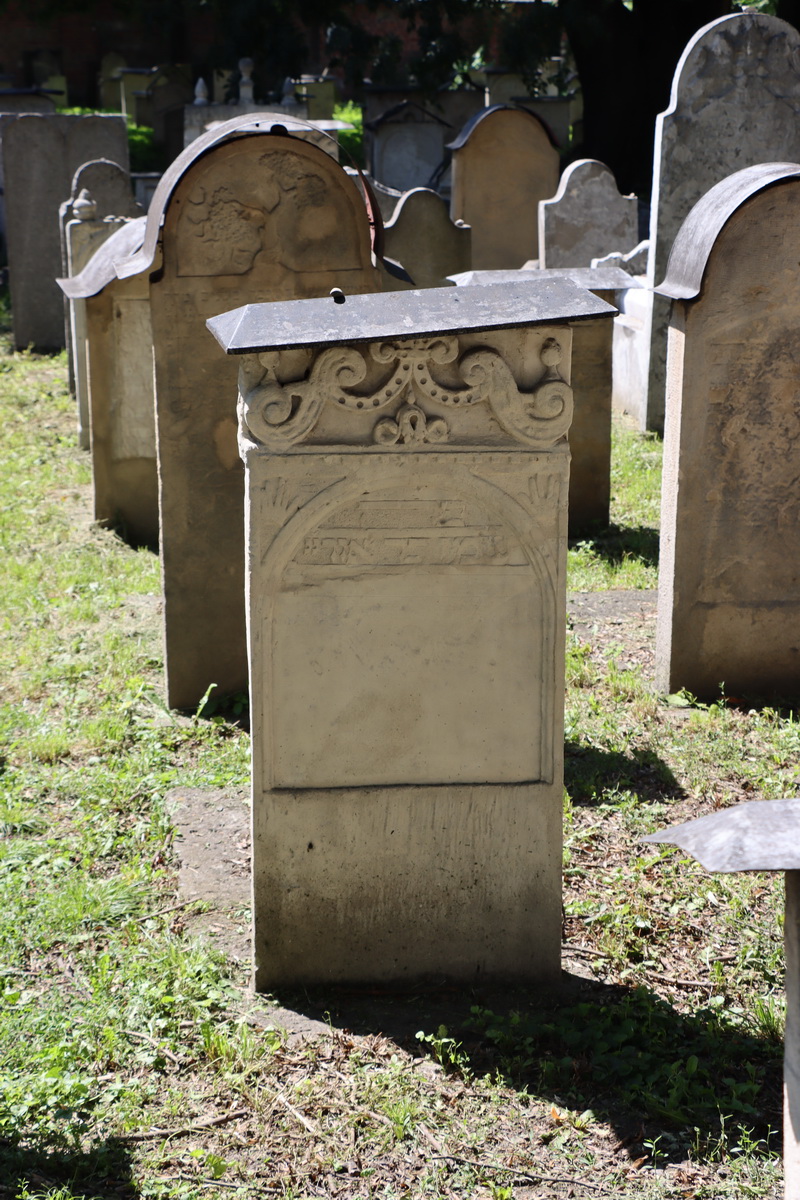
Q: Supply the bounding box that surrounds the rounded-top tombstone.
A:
[448,105,559,270]
[643,12,800,432]
[656,162,800,699]
[129,114,382,709]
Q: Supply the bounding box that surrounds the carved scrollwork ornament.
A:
[239,333,571,450]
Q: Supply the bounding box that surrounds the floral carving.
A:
[239,335,572,450]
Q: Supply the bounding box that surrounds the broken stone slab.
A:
[208,278,615,988]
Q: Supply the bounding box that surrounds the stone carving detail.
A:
[240,336,573,450]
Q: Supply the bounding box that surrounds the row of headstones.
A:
[45,101,800,988]
[369,10,800,444]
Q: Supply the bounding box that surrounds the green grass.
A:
[567,422,662,591]
[0,323,790,1198]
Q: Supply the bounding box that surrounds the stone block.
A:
[1,113,129,350]
[644,13,800,432]
[656,164,800,698]
[448,106,559,270]
[539,159,638,269]
[208,278,615,986]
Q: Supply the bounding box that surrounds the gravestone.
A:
[1,113,129,349]
[538,159,638,269]
[449,266,634,534]
[0,90,56,113]
[208,279,615,987]
[59,158,142,423]
[366,101,451,192]
[58,217,157,546]
[382,188,470,290]
[98,53,126,111]
[655,163,800,699]
[117,115,382,709]
[448,105,559,270]
[643,13,800,433]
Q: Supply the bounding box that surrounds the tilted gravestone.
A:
[116,115,382,709]
[208,279,615,987]
[449,266,636,535]
[655,163,800,699]
[59,159,142,439]
[1,113,129,349]
[448,106,559,270]
[538,159,638,269]
[382,188,471,290]
[642,13,800,433]
[58,217,156,547]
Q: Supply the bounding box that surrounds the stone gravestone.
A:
[59,158,142,429]
[448,105,559,270]
[382,188,470,290]
[1,113,129,349]
[117,116,382,709]
[365,100,451,192]
[58,217,157,547]
[538,159,638,269]
[208,279,615,987]
[643,13,800,433]
[655,163,800,699]
[449,266,636,535]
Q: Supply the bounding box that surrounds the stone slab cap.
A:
[207,277,616,355]
[446,103,558,151]
[116,113,343,280]
[641,798,800,872]
[57,217,147,300]
[657,163,800,301]
[448,266,640,292]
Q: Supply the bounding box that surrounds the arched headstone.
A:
[538,159,638,269]
[643,14,800,432]
[124,117,382,708]
[656,163,800,698]
[448,106,559,270]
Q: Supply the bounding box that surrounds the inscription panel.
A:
[267,482,547,789]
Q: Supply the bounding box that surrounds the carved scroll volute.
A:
[240,346,370,449]
[461,336,573,449]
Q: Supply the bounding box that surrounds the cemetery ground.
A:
[0,309,795,1200]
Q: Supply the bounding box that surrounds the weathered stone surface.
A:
[59,217,157,547]
[539,159,638,269]
[2,113,129,349]
[449,267,633,534]
[656,165,800,699]
[140,121,381,709]
[644,13,800,433]
[366,100,451,192]
[382,188,470,290]
[448,106,559,270]
[59,159,142,433]
[209,281,614,986]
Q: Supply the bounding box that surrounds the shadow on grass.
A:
[0,1137,138,1199]
[569,522,660,570]
[280,974,781,1167]
[565,739,685,806]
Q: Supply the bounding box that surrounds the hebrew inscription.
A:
[240,335,573,450]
